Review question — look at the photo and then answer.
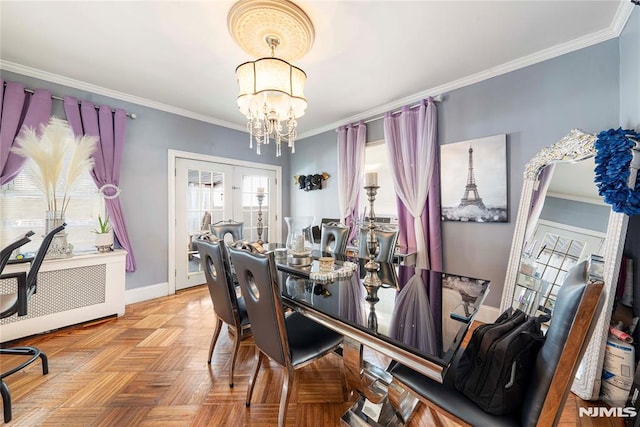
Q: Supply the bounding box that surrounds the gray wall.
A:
[620,7,640,130]
[1,70,291,290]
[539,197,611,234]
[289,130,340,224]
[292,39,620,307]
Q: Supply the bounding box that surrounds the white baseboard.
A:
[125,282,170,305]
[475,304,501,324]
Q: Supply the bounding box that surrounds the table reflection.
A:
[276,253,490,368]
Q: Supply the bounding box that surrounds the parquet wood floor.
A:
[0,285,621,426]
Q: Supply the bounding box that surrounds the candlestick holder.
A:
[366,296,379,332]
[363,185,381,288]
[256,193,265,244]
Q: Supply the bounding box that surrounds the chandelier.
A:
[228,0,314,157]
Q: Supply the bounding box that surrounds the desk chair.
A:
[1,224,66,423]
[387,261,604,427]
[320,223,350,254]
[196,239,251,388]
[228,247,344,427]
[358,228,399,263]
[210,220,243,243]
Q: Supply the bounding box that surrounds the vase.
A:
[45,210,73,258]
[284,216,314,266]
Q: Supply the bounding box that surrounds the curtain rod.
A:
[4,83,137,119]
[24,87,137,119]
[337,94,443,130]
[363,94,443,125]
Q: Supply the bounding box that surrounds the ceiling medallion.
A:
[228,0,314,62]
[228,0,315,157]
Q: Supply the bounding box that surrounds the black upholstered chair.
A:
[196,239,251,387]
[1,224,65,423]
[358,228,399,262]
[228,247,344,427]
[387,261,604,427]
[320,223,350,254]
[210,220,244,243]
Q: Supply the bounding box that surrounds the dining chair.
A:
[210,219,244,243]
[358,228,399,262]
[1,224,66,423]
[227,247,344,427]
[386,260,604,427]
[320,223,350,254]
[195,239,251,388]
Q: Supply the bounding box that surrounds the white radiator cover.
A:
[0,250,126,343]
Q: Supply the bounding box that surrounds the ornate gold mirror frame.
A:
[499,129,629,399]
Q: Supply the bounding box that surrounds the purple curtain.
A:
[0,80,52,185]
[524,164,556,251]
[64,97,136,271]
[337,121,366,243]
[384,98,442,270]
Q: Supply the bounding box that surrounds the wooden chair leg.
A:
[208,318,223,364]
[229,324,242,388]
[278,368,295,427]
[246,350,264,407]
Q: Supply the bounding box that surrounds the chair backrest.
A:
[320,223,350,254]
[520,260,605,427]
[228,247,290,368]
[26,224,66,287]
[211,220,243,242]
[358,228,399,262]
[196,239,239,327]
[0,231,35,272]
[1,225,65,319]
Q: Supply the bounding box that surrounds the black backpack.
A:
[454,308,549,415]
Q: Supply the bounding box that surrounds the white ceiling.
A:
[0,1,634,139]
[548,158,604,204]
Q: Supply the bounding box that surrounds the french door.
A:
[173,156,278,291]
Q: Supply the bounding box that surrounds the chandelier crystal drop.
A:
[235,36,307,157]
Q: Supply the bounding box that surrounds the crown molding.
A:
[0,60,246,132]
[612,2,636,36]
[297,1,635,140]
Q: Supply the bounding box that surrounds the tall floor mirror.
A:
[500,129,629,400]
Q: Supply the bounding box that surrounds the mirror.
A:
[500,129,629,400]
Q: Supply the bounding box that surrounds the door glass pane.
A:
[561,257,578,271]
[548,253,564,268]
[187,169,224,275]
[241,174,271,243]
[567,241,585,258]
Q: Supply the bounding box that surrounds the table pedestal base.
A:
[341,337,420,426]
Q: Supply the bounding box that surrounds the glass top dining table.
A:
[272,250,491,383]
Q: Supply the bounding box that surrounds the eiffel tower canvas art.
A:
[440,134,508,222]
[459,144,486,209]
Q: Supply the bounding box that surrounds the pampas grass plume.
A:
[12,118,97,213]
[62,135,97,212]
